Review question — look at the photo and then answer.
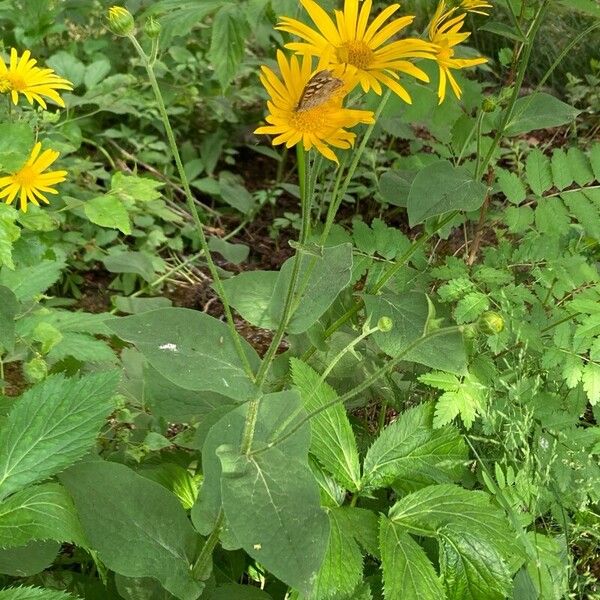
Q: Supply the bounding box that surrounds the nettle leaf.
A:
[309,507,364,599]
[0,587,79,600]
[362,403,467,493]
[0,483,86,548]
[439,523,512,600]
[290,358,361,492]
[0,371,119,501]
[525,149,552,197]
[209,4,248,90]
[0,205,20,270]
[84,194,131,235]
[505,93,579,136]
[0,259,65,302]
[389,484,523,563]
[407,160,487,226]
[0,540,60,577]
[454,291,490,324]
[379,516,444,600]
[60,461,203,600]
[106,308,260,401]
[365,292,467,374]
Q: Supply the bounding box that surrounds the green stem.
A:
[127,35,255,380]
[257,326,463,455]
[191,510,224,580]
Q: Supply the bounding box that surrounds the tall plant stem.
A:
[127,35,254,380]
[239,146,312,455]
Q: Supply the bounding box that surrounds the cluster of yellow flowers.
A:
[256,0,491,161]
[0,48,72,211]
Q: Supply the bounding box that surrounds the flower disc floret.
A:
[255,51,374,162]
[0,142,67,212]
[277,0,437,103]
[0,48,73,109]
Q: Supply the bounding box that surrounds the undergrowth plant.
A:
[0,0,599,599]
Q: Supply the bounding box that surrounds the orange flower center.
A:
[13,166,36,186]
[436,41,454,66]
[1,73,27,92]
[290,106,332,133]
[336,41,374,70]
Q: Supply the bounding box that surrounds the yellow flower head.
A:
[277,0,437,104]
[460,0,493,15]
[428,1,487,104]
[254,51,374,162]
[0,142,67,212]
[107,6,135,36]
[0,48,73,109]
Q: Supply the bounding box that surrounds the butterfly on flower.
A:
[295,69,344,112]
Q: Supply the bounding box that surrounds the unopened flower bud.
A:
[481,97,496,113]
[377,316,394,333]
[478,311,505,335]
[144,15,161,39]
[108,6,135,36]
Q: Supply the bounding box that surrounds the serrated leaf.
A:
[0,259,65,301]
[438,278,475,302]
[290,359,361,492]
[582,362,600,405]
[209,5,248,90]
[47,332,116,364]
[0,371,118,501]
[496,169,526,204]
[562,191,600,239]
[362,403,467,492]
[84,194,131,234]
[550,149,573,191]
[379,516,444,600]
[454,291,490,324]
[419,372,460,391]
[562,355,584,388]
[106,308,259,401]
[60,460,203,600]
[439,523,512,600]
[0,483,86,548]
[589,144,600,181]
[0,205,20,270]
[534,199,570,236]
[526,149,552,197]
[111,172,163,203]
[567,147,594,186]
[0,587,79,600]
[505,205,534,234]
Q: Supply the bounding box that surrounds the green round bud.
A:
[481,97,497,113]
[107,6,135,36]
[478,311,505,335]
[377,316,394,333]
[461,324,478,340]
[144,15,161,38]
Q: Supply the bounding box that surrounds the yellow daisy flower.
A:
[0,48,73,109]
[0,142,68,212]
[461,0,493,15]
[428,1,487,104]
[254,50,374,163]
[277,0,437,104]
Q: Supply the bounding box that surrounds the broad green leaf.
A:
[111,172,163,203]
[103,251,156,282]
[439,523,512,600]
[362,403,467,492]
[290,358,360,491]
[389,484,523,561]
[526,149,552,197]
[218,172,254,214]
[115,575,174,600]
[582,362,600,405]
[550,149,573,191]
[60,460,203,600]
[308,507,363,599]
[218,442,329,596]
[524,533,568,600]
[0,286,18,352]
[84,59,111,89]
[0,259,65,301]
[114,296,173,314]
[478,21,525,41]
[17,207,59,232]
[0,371,118,501]
[223,244,353,334]
[365,292,467,374]
[556,0,600,15]
[0,587,79,600]
[209,5,248,90]
[379,170,414,207]
[0,123,34,172]
[208,237,249,265]
[505,93,579,136]
[0,483,86,548]
[454,291,490,324]
[84,195,131,234]
[496,169,526,204]
[106,308,259,401]
[567,147,594,186]
[407,160,488,226]
[0,205,20,270]
[192,391,309,536]
[379,516,444,600]
[0,540,59,577]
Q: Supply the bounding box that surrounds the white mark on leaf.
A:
[159,343,178,352]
